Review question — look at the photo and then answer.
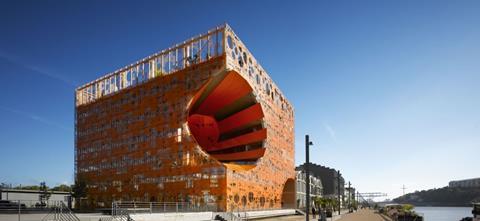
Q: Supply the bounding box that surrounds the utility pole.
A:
[305,135,313,221]
[402,185,407,196]
[337,170,341,215]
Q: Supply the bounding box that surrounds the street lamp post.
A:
[347,181,351,211]
[305,135,313,221]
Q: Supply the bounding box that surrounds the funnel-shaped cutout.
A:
[188,71,266,164]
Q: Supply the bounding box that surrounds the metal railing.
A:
[111,201,219,215]
[0,199,78,221]
[0,199,65,211]
[75,24,226,106]
[99,208,131,221]
[41,201,79,221]
[105,201,297,221]
[97,201,218,221]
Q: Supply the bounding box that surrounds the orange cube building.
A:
[75,24,295,211]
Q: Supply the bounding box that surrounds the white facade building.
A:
[296,170,323,208]
[449,178,480,188]
[0,188,71,205]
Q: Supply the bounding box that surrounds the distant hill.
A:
[393,187,480,207]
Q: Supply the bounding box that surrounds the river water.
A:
[414,207,471,221]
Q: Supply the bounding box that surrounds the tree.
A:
[72,177,87,209]
[51,184,72,192]
[402,204,414,212]
[39,182,51,204]
[314,197,330,209]
[314,197,338,212]
[14,185,40,190]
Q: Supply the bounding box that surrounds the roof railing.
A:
[75,23,292,112]
[75,24,226,106]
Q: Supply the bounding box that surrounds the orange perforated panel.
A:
[76,56,229,210]
[75,26,295,211]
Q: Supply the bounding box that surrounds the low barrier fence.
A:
[112,201,219,215]
[0,200,76,221]
[110,201,298,221]
[0,200,67,213]
[111,201,296,215]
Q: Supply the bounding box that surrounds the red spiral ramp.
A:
[187,71,266,165]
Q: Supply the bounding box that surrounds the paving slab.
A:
[337,209,391,221]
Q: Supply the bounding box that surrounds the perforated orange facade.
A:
[75,24,295,211]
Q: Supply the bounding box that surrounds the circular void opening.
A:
[187,71,266,166]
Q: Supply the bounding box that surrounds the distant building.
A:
[296,163,345,199]
[345,187,356,207]
[449,178,480,188]
[295,170,323,208]
[0,188,71,204]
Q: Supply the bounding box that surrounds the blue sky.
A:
[1,0,479,199]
